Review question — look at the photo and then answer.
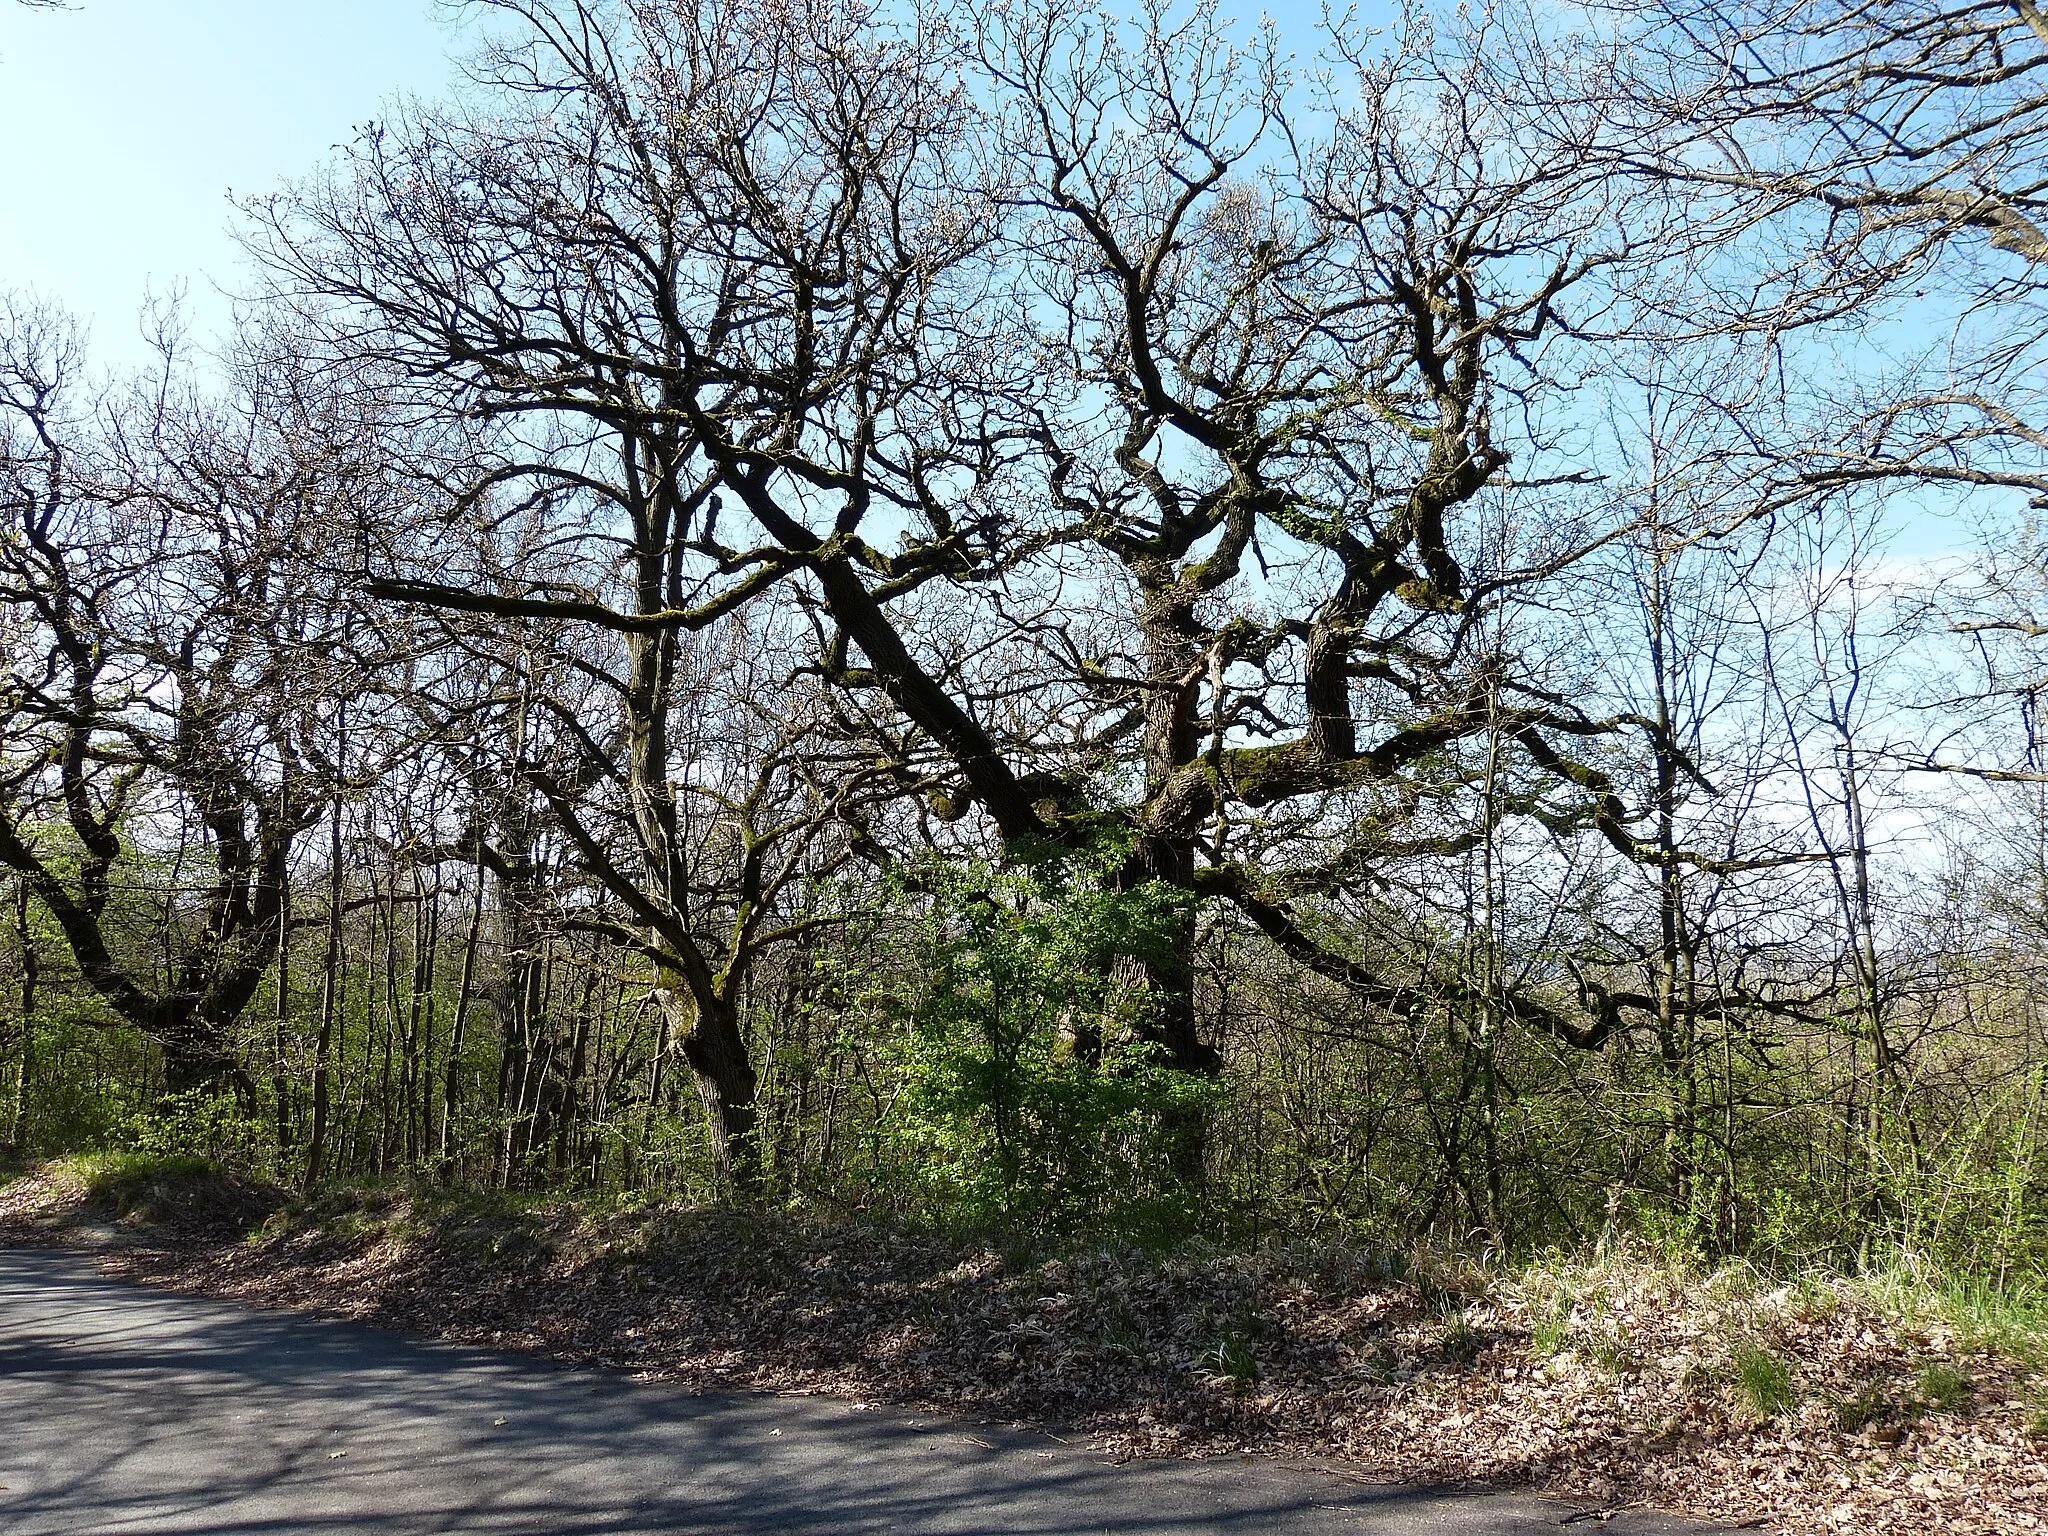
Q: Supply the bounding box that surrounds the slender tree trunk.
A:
[11,881,36,1149]
[273,783,293,1160]
[555,967,596,1178]
[1839,744,1920,1182]
[441,847,486,1174]
[410,863,439,1170]
[304,786,344,1185]
[375,858,399,1175]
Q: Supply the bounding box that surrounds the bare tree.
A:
[248,0,981,1184]
[241,0,1802,1186]
[0,302,354,1095]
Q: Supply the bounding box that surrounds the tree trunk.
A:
[1124,587,1222,1181]
[666,990,761,1196]
[304,786,345,1185]
[441,849,487,1174]
[11,881,36,1148]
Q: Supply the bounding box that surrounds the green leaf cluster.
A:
[881,841,1217,1233]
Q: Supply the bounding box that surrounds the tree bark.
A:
[664,990,761,1195]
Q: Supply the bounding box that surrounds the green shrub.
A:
[878,841,1221,1234]
[118,1088,269,1173]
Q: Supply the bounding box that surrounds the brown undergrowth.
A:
[3,1163,2043,1533]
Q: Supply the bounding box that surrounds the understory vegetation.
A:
[8,821,2047,1283]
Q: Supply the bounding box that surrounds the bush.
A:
[119,1088,270,1173]
[879,841,1220,1234]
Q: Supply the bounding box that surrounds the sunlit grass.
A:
[1731,1337,1796,1420]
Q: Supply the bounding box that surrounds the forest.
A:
[4,0,2048,1294]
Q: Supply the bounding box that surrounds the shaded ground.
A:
[3,1162,2042,1531]
[0,1248,1706,1535]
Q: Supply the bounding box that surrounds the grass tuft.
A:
[1938,1273,2048,1368]
[1204,1332,1259,1397]
[1438,1303,1482,1365]
[1914,1360,1973,1414]
[1530,1301,1572,1357]
[1833,1379,1891,1435]
[1731,1336,1796,1421]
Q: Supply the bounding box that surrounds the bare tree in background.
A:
[0,302,361,1095]
[1597,0,2048,606]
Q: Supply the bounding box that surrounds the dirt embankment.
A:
[4,1163,2043,1534]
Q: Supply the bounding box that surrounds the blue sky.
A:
[0,0,461,368]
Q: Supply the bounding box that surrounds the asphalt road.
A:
[0,1247,1718,1535]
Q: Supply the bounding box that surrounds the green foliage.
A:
[1205,1332,1259,1396]
[878,842,1219,1233]
[1530,1297,1573,1357]
[5,1003,140,1153]
[3,785,2044,1312]
[1936,1270,2048,1368]
[52,1148,278,1232]
[118,1088,269,1174]
[69,1148,222,1202]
